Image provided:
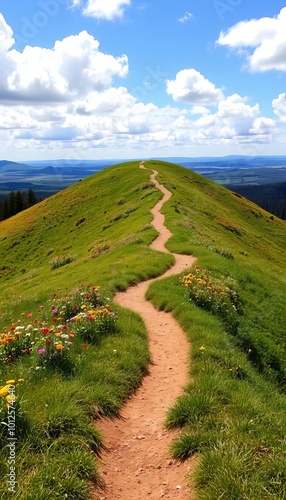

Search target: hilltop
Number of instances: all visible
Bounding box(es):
[1,160,285,293]
[1,156,286,200]
[0,160,286,499]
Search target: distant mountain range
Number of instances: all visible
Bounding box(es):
[1,156,286,198]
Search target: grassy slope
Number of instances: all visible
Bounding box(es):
[0,159,286,499]
[0,161,173,300]
[0,161,173,500]
[145,161,286,499]
[147,161,286,380]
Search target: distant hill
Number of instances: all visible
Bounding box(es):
[0,159,118,197]
[0,160,33,170]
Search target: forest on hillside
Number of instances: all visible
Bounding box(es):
[228,181,286,220]
[0,189,39,221]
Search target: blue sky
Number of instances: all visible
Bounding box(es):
[0,0,286,161]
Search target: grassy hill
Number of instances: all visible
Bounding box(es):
[0,160,286,499]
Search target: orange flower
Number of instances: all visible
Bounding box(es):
[55,344,63,350]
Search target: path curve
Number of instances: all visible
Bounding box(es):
[93,165,197,500]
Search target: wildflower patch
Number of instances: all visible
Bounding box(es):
[0,285,118,373]
[180,265,241,333]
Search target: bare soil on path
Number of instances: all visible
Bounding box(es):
[92,165,197,500]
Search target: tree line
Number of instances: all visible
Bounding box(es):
[0,189,39,221]
[229,182,286,220]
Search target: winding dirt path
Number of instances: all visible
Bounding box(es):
[93,165,197,500]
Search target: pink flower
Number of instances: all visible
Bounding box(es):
[38,348,46,355]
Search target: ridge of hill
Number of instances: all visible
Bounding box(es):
[1,160,285,284]
[0,160,286,499]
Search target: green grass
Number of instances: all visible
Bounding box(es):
[0,159,286,499]
[144,158,286,498]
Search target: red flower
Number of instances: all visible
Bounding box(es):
[22,348,29,354]
[82,344,89,349]
[42,328,49,335]
[10,326,16,331]
[52,293,57,297]
[46,339,51,346]
[6,357,12,363]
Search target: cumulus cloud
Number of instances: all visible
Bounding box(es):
[0,107,36,130]
[0,14,283,157]
[217,94,259,135]
[250,117,275,136]
[178,12,193,23]
[73,0,131,20]
[217,7,286,72]
[273,93,286,122]
[190,106,211,115]
[0,13,14,51]
[0,19,128,103]
[166,69,225,105]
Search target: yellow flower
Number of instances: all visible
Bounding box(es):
[6,394,17,404]
[0,385,9,397]
[199,345,206,351]
[73,315,82,321]
[18,379,25,382]
[6,380,15,385]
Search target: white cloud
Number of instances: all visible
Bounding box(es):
[273,93,286,123]
[190,106,210,116]
[0,13,14,51]
[0,15,285,158]
[75,0,131,20]
[0,20,128,103]
[178,12,193,23]
[217,94,259,135]
[217,7,286,72]
[166,69,225,105]
[0,107,36,130]
[250,117,275,135]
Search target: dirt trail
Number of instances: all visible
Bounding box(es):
[93,165,196,500]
